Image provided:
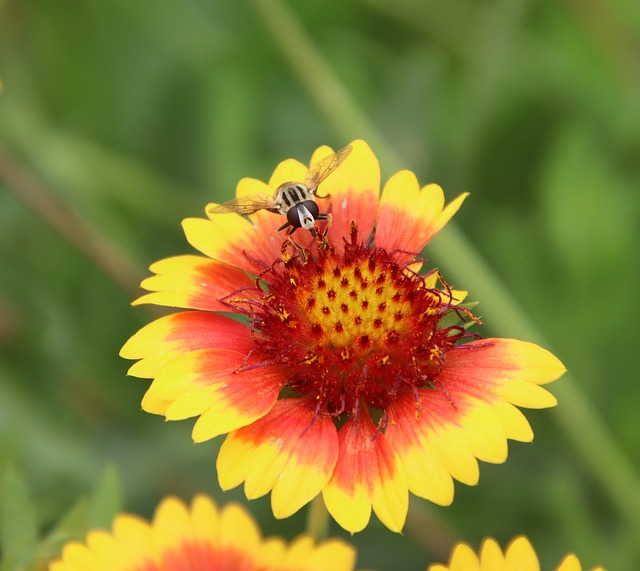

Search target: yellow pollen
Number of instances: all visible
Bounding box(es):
[340,348,352,361]
[276,305,290,321]
[296,262,413,350]
[304,352,319,365]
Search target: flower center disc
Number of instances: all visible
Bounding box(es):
[249,233,464,418]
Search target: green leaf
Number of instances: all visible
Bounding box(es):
[45,496,89,544]
[86,464,122,529]
[0,466,38,571]
[39,497,89,567]
[39,466,122,566]
[437,301,480,330]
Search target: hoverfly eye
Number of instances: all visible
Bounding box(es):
[287,206,302,228]
[303,200,319,219]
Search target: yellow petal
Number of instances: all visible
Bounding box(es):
[479,537,506,571]
[322,481,372,534]
[190,494,219,542]
[458,403,509,464]
[447,542,482,571]
[498,381,558,409]
[218,502,261,554]
[556,554,583,571]
[377,170,468,262]
[493,401,534,443]
[504,536,540,571]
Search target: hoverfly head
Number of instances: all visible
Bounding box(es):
[288,200,320,231]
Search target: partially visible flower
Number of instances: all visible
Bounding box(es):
[121,140,566,533]
[49,495,356,571]
[428,536,605,571]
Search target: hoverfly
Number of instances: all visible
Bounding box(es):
[207,145,352,242]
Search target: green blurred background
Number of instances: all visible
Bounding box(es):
[1,0,639,569]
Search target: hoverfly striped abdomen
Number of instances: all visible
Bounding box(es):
[276,183,314,214]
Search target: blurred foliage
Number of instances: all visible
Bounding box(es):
[1,0,640,570]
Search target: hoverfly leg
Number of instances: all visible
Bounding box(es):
[275,223,307,263]
[287,228,309,262]
[317,212,332,234]
[274,222,294,263]
[316,212,332,249]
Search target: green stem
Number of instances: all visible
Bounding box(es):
[0,147,144,298]
[251,0,640,533]
[306,495,330,542]
[250,0,394,160]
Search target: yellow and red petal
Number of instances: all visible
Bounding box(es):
[385,387,486,491]
[322,413,408,533]
[148,496,262,570]
[384,389,455,505]
[441,339,565,409]
[376,171,468,262]
[311,140,380,251]
[386,341,563,497]
[216,398,339,518]
[120,312,254,379]
[132,255,259,312]
[183,209,288,276]
[50,494,358,571]
[140,348,284,442]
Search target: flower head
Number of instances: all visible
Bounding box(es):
[49,495,356,571]
[428,536,605,571]
[121,140,566,533]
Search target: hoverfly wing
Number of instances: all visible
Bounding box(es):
[304,144,353,194]
[206,193,278,216]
